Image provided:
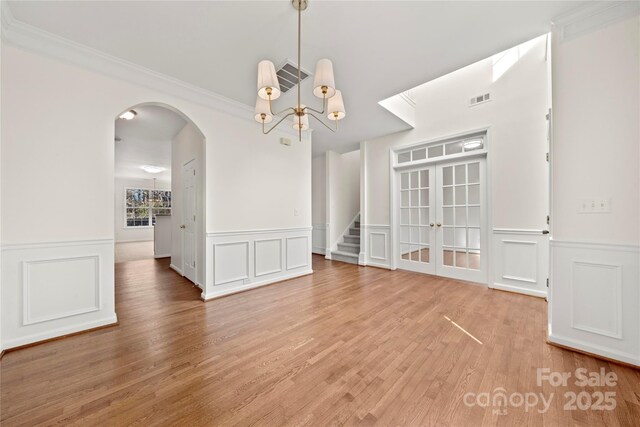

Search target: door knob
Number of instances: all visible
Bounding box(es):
[180,224,186,229]
[436,223,442,227]
[430,223,435,227]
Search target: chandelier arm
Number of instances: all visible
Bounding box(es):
[308,112,337,133]
[263,112,295,135]
[303,95,326,115]
[276,106,297,117]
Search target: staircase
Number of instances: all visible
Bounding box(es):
[330,216,360,265]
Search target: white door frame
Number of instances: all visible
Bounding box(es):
[389,127,494,285]
[182,158,197,284]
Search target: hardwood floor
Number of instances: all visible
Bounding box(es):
[1,255,639,426]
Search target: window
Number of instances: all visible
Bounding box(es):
[125,188,172,227]
[396,136,485,166]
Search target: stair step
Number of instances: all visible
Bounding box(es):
[344,235,360,244]
[349,227,360,236]
[331,250,359,265]
[337,242,360,254]
[354,221,360,228]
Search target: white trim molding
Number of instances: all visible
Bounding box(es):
[490,229,549,298]
[361,224,392,270]
[549,239,640,367]
[1,238,117,350]
[552,1,640,42]
[203,227,313,300]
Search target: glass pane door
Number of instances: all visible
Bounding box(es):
[397,166,435,275]
[436,159,487,283]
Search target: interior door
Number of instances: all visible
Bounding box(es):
[182,160,196,283]
[435,158,487,283]
[397,166,436,274]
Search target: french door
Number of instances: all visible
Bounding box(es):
[397,157,487,283]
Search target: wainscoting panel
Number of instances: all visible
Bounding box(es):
[204,227,313,300]
[312,223,327,255]
[23,255,100,325]
[491,229,548,298]
[362,225,391,269]
[213,241,249,285]
[549,240,639,366]
[254,239,282,277]
[1,239,117,350]
[286,236,309,270]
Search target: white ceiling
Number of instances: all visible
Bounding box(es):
[115,105,186,181]
[8,1,588,155]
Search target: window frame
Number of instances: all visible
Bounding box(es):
[124,187,172,229]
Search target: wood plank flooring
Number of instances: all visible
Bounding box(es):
[1,255,639,426]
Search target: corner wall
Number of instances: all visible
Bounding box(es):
[326,150,360,254]
[312,154,327,254]
[549,8,639,366]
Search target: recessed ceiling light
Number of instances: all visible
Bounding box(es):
[141,165,165,174]
[463,139,483,150]
[119,110,137,120]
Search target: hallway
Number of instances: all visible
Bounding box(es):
[1,257,638,425]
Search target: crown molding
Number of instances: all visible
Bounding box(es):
[552,1,640,42]
[0,1,309,139]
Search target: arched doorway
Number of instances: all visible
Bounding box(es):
[113,102,206,306]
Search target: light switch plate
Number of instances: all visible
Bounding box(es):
[578,198,610,213]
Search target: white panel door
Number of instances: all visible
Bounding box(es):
[397,167,436,274]
[183,160,196,283]
[435,158,488,283]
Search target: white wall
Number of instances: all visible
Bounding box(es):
[0,40,311,348]
[326,150,361,253]
[549,9,639,366]
[361,35,550,296]
[171,123,205,286]
[114,177,171,243]
[311,154,327,254]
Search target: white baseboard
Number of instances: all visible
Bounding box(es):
[3,314,118,350]
[548,333,639,367]
[362,261,392,270]
[154,253,171,259]
[170,263,183,275]
[115,239,153,243]
[312,247,326,255]
[202,269,313,301]
[491,282,547,298]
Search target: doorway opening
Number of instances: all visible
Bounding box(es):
[114,103,205,289]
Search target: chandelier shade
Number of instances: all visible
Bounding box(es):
[327,90,346,121]
[257,60,281,100]
[292,114,309,131]
[313,59,336,98]
[254,97,274,123]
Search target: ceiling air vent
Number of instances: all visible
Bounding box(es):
[469,92,491,107]
[276,61,311,94]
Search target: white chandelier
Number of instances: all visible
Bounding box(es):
[254,0,346,141]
